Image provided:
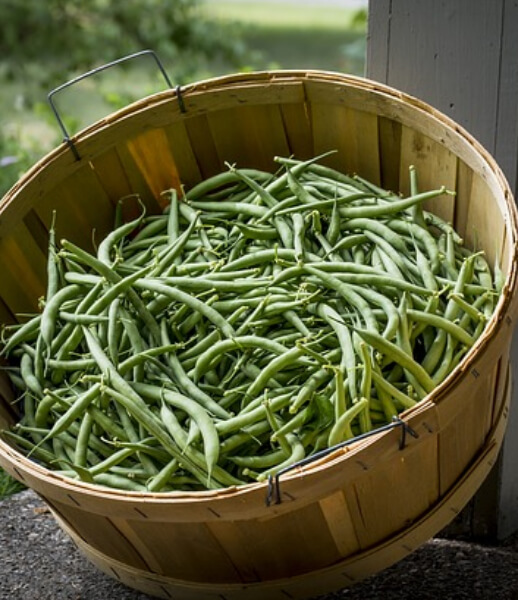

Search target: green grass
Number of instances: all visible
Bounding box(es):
[202,0,367,76]
[204,0,361,30]
[0,468,25,500]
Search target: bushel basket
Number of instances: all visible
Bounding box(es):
[0,69,517,600]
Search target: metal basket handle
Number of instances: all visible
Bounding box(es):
[47,49,177,161]
[265,416,419,506]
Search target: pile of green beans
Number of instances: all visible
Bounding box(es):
[0,153,500,492]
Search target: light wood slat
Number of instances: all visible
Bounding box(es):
[183,78,304,114]
[345,435,439,549]
[209,502,342,581]
[58,416,507,600]
[22,209,49,257]
[126,128,182,211]
[279,97,313,159]
[127,519,242,582]
[0,372,17,430]
[454,159,474,238]
[0,296,15,327]
[115,143,162,216]
[318,490,361,557]
[0,221,46,317]
[399,125,458,223]
[207,104,291,173]
[162,120,202,192]
[438,372,494,495]
[109,518,169,576]
[34,166,115,253]
[183,113,225,181]
[205,520,264,582]
[491,357,509,429]
[90,147,135,205]
[349,108,382,185]
[462,173,505,270]
[378,116,402,193]
[47,500,150,571]
[310,103,381,183]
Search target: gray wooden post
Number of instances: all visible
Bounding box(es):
[366,0,518,540]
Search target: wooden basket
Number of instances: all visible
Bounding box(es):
[1,70,517,600]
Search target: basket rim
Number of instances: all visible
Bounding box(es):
[0,397,438,508]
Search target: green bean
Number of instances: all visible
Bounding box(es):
[421,254,477,374]
[256,433,305,481]
[19,353,43,396]
[216,390,293,436]
[193,335,291,383]
[447,292,488,324]
[93,472,147,492]
[88,445,142,477]
[45,210,60,303]
[146,457,180,492]
[291,213,306,262]
[187,199,269,219]
[100,382,221,488]
[40,284,82,351]
[387,218,441,274]
[370,369,417,410]
[166,189,180,243]
[133,278,235,338]
[290,366,333,414]
[328,397,369,447]
[37,383,102,447]
[159,397,243,487]
[343,218,408,254]
[127,217,166,244]
[3,430,56,465]
[326,233,368,258]
[97,207,145,266]
[234,223,278,240]
[354,327,435,395]
[159,320,231,419]
[157,275,271,293]
[274,191,373,217]
[373,245,406,281]
[155,212,201,277]
[75,412,94,467]
[303,265,379,332]
[131,382,220,475]
[63,242,162,345]
[357,342,373,433]
[184,169,272,202]
[1,316,42,358]
[407,308,475,347]
[352,284,400,339]
[228,447,288,469]
[242,346,309,403]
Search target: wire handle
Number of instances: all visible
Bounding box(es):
[47,49,175,160]
[266,416,419,506]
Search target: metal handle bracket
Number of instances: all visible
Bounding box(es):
[47,49,175,161]
[266,416,419,506]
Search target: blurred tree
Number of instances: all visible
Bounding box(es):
[0,0,248,86]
